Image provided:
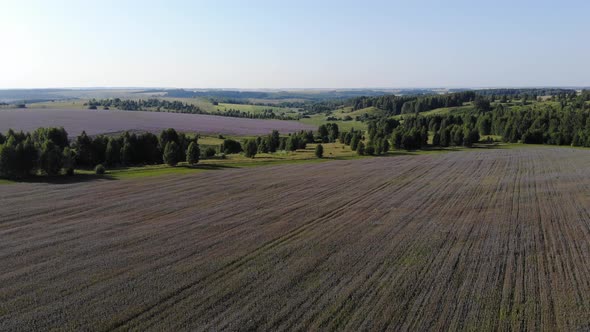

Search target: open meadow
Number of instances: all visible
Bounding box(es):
[2,146,590,330]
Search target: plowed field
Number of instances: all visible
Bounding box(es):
[2,146,590,331]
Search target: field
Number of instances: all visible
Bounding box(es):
[0,108,314,137]
[299,114,367,131]
[215,102,298,116]
[2,146,590,330]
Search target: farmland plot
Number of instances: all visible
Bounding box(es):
[0,108,314,136]
[1,147,590,330]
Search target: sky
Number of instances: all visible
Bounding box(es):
[0,0,589,89]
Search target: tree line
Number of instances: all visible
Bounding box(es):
[0,127,206,179]
[212,108,297,120]
[346,91,477,116]
[0,125,339,179]
[87,98,203,113]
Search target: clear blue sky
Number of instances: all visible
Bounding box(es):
[1,0,588,89]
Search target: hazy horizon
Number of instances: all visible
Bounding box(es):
[1,0,589,89]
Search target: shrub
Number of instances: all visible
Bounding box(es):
[95,164,105,175]
[223,139,242,154]
[205,147,216,158]
[315,144,324,158]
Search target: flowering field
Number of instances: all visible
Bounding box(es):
[0,108,314,136]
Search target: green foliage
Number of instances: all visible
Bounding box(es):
[463,128,480,147]
[39,141,63,175]
[0,144,18,178]
[318,124,329,142]
[88,98,202,114]
[159,128,179,150]
[244,140,258,158]
[348,91,476,116]
[73,131,94,167]
[315,144,324,158]
[432,131,441,146]
[223,139,242,154]
[105,138,121,166]
[258,138,270,153]
[186,142,200,165]
[95,164,105,175]
[205,147,216,158]
[120,141,133,165]
[356,141,365,156]
[473,96,491,113]
[62,147,76,175]
[163,141,181,166]
[318,123,341,143]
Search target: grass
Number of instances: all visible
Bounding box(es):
[331,106,381,119]
[198,135,225,146]
[26,99,87,109]
[299,114,367,131]
[215,103,298,116]
[25,97,304,119]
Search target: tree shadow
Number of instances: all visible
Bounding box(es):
[178,163,238,170]
[8,173,116,185]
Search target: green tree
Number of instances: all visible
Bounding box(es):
[159,128,179,150]
[15,138,38,177]
[356,141,365,155]
[269,130,280,152]
[244,139,258,158]
[39,141,63,176]
[0,144,17,178]
[73,131,94,167]
[473,96,491,113]
[315,144,324,158]
[350,133,361,151]
[105,138,121,166]
[318,124,329,142]
[440,127,451,147]
[382,138,390,153]
[452,126,464,146]
[62,147,76,175]
[258,137,270,153]
[163,141,180,166]
[120,141,133,165]
[186,141,200,165]
[432,131,441,146]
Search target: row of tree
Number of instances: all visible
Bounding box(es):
[213,108,296,120]
[86,98,203,114]
[0,127,206,179]
[346,91,477,115]
[0,128,74,178]
[421,102,590,147]
[242,130,314,158]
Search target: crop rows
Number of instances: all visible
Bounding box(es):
[1,146,590,330]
